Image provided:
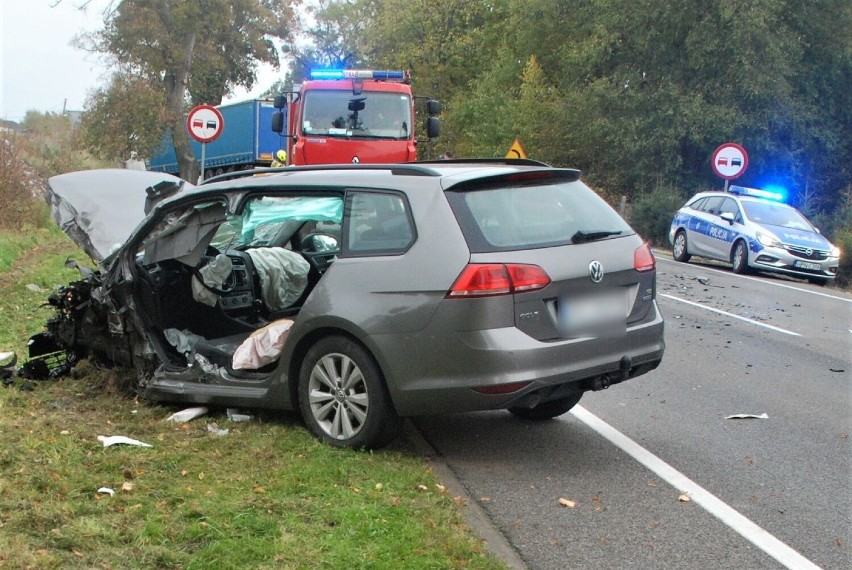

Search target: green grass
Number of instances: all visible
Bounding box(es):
[0,230,506,569]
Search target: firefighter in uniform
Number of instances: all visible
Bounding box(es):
[271,149,287,167]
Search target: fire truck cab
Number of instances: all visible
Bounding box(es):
[271,69,441,165]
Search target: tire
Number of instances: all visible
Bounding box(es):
[672,230,691,262]
[298,336,402,449]
[508,392,583,421]
[731,240,751,274]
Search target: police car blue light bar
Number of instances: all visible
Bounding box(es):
[309,69,408,81]
[729,185,786,202]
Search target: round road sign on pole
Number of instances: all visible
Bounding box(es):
[186,105,224,143]
[711,143,748,180]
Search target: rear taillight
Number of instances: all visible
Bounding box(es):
[634,242,655,272]
[447,264,551,298]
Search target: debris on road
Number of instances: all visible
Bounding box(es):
[226,408,253,423]
[558,498,576,508]
[678,493,691,503]
[725,413,769,419]
[97,435,153,448]
[96,487,115,497]
[166,406,208,423]
[206,423,229,436]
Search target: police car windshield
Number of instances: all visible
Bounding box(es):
[742,201,812,231]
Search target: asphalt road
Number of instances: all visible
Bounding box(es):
[414,254,851,570]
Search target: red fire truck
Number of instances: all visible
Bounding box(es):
[271,69,441,165]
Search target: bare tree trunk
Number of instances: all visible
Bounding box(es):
[164,30,198,182]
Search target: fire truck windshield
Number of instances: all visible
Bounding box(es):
[301,91,411,139]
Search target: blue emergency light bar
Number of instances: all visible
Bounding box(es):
[729,185,786,202]
[309,69,408,81]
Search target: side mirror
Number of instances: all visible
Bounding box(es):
[720,212,735,225]
[427,99,442,116]
[273,95,287,109]
[271,111,285,134]
[426,116,441,139]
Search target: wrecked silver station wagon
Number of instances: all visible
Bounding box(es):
[33,161,665,449]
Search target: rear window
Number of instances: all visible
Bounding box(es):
[447,180,633,253]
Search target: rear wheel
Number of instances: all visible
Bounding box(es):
[298,336,402,449]
[731,240,751,274]
[508,392,583,421]
[672,231,691,262]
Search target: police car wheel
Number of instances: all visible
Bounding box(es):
[672,231,691,262]
[731,240,750,274]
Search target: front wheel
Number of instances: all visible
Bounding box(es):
[672,230,691,262]
[508,392,583,421]
[731,240,751,274]
[298,336,402,449]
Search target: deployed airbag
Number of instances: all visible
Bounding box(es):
[246,248,310,311]
[232,319,294,370]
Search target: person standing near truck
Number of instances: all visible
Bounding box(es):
[271,149,287,167]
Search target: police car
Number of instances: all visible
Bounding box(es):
[669,186,840,285]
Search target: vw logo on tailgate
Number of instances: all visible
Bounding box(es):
[588,260,604,283]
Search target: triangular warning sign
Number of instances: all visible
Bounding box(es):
[505,139,527,159]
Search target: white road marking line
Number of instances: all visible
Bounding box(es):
[571,405,823,570]
[660,293,801,336]
[655,256,851,303]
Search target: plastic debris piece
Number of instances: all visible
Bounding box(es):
[206,423,229,436]
[558,498,576,508]
[226,408,253,423]
[725,413,769,420]
[97,435,153,448]
[678,493,690,502]
[166,406,209,423]
[97,487,115,496]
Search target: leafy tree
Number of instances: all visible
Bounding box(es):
[81,71,166,161]
[83,0,297,181]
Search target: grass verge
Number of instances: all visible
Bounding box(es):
[0,230,506,569]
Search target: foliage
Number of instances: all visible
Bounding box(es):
[628,185,690,246]
[81,0,298,180]
[81,71,166,161]
[0,114,112,231]
[293,0,850,219]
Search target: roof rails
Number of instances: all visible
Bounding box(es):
[200,163,443,185]
[418,157,552,167]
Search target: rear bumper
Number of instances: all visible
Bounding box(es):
[375,301,665,416]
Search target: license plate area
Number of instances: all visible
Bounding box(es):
[558,289,628,337]
[793,260,822,271]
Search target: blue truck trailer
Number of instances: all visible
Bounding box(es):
[148,99,285,176]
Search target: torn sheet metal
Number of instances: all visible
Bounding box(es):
[46,169,193,263]
[97,435,153,448]
[166,406,209,423]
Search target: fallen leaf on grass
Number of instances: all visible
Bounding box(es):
[417,484,428,491]
[558,498,576,508]
[252,486,266,494]
[121,482,134,492]
[375,483,384,491]
[435,484,446,493]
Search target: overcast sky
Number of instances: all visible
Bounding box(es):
[0,0,280,122]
